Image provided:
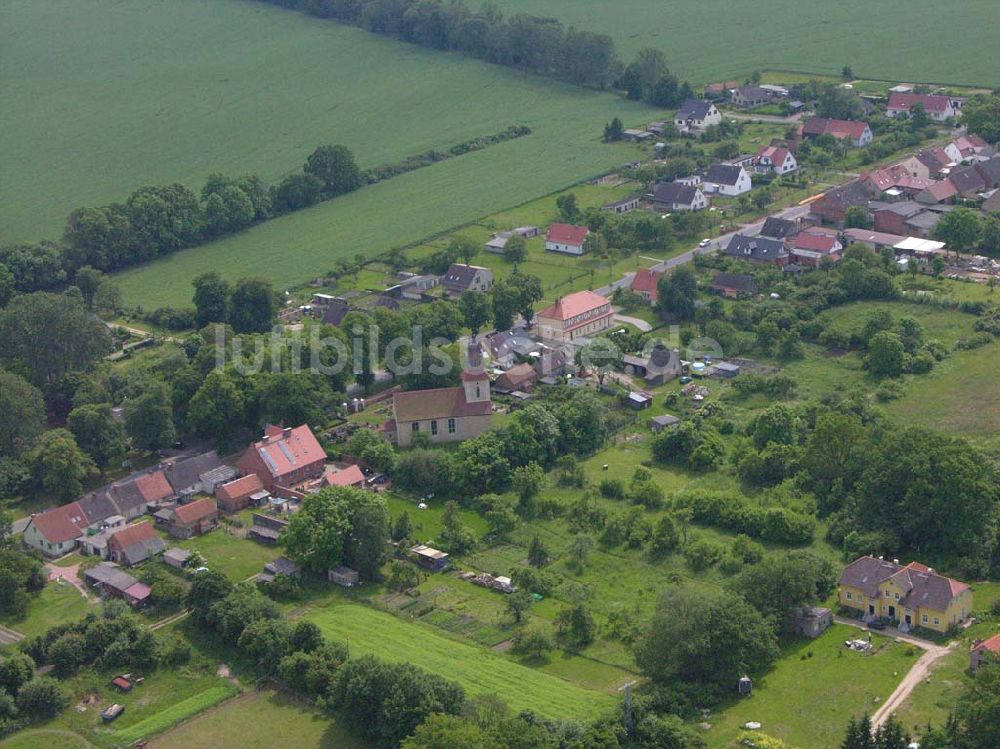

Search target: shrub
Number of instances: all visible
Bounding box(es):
[599,478,625,499]
[15,677,68,719]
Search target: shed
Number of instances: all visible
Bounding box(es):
[711,361,741,379]
[627,392,653,410]
[111,676,133,692]
[793,607,833,638]
[649,414,680,433]
[411,544,449,571]
[328,566,361,588]
[738,675,753,696]
[163,547,191,569]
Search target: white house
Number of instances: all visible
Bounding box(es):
[536,291,614,344]
[755,146,797,175]
[545,223,590,255]
[23,502,89,557]
[702,164,752,196]
[886,93,959,122]
[674,99,722,134]
[651,182,708,212]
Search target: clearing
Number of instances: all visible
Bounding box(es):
[494,0,1000,87]
[302,602,617,720]
[147,690,368,749]
[703,625,916,749]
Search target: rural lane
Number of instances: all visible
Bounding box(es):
[834,616,956,729]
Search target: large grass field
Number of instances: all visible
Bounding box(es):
[704,625,915,749]
[494,0,1000,87]
[303,602,617,720]
[148,690,369,749]
[0,581,93,643]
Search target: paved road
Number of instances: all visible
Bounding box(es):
[834,615,956,729]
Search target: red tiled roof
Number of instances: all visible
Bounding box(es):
[134,471,174,503]
[108,521,157,550]
[920,181,957,202]
[630,268,662,299]
[803,117,869,140]
[546,223,589,247]
[757,145,790,165]
[217,474,264,503]
[790,233,838,252]
[251,424,325,479]
[537,290,610,322]
[172,497,217,525]
[976,633,1000,655]
[324,464,365,487]
[123,581,152,602]
[888,92,951,114]
[31,502,88,543]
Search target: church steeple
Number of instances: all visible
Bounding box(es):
[461,341,490,403]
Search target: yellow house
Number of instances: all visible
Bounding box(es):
[839,556,972,634]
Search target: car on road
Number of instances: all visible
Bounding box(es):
[698,238,711,248]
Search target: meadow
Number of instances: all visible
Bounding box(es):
[494,0,1000,87]
[148,690,369,749]
[302,602,617,720]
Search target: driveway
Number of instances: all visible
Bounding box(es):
[613,313,652,332]
[834,615,955,729]
[45,561,94,602]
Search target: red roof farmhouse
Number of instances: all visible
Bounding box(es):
[536,290,613,344]
[238,424,326,492]
[545,223,590,255]
[886,92,959,122]
[630,268,662,304]
[801,117,873,147]
[23,502,89,557]
[216,473,266,513]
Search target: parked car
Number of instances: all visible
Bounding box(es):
[699,238,711,247]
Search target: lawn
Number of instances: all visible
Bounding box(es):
[173,528,282,582]
[303,602,617,720]
[703,625,916,749]
[0,732,91,749]
[493,0,1000,87]
[148,690,369,749]
[0,581,93,642]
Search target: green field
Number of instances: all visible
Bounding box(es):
[148,690,369,749]
[495,0,1000,86]
[0,581,92,643]
[704,626,914,749]
[303,602,616,720]
[174,528,283,582]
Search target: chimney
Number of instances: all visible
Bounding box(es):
[893,558,899,565]
[261,435,270,444]
[283,427,292,439]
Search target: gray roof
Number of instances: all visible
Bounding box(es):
[871,200,926,218]
[838,556,900,598]
[975,156,1000,186]
[201,465,238,486]
[905,211,944,231]
[110,481,148,515]
[650,414,680,426]
[724,234,787,262]
[711,272,758,294]
[84,562,138,593]
[163,547,191,564]
[652,181,699,206]
[705,163,744,186]
[264,556,300,576]
[760,217,798,239]
[163,452,223,494]
[442,264,487,294]
[892,567,967,613]
[121,536,166,566]
[78,489,120,526]
[713,361,741,372]
[815,181,871,211]
[678,99,713,120]
[321,298,350,326]
[948,164,987,193]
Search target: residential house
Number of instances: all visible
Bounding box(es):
[493,363,537,394]
[886,92,959,122]
[322,464,365,489]
[651,182,708,212]
[864,165,938,199]
[622,346,680,386]
[982,190,1000,214]
[786,231,843,266]
[674,99,722,133]
[723,234,788,265]
[22,502,89,557]
[535,290,614,344]
[387,358,492,448]
[731,85,773,107]
[481,330,519,369]
[629,268,662,304]
[914,148,955,179]
[162,452,226,498]
[949,157,1000,196]
[238,424,327,492]
[970,634,1000,673]
[915,180,959,205]
[703,164,752,196]
[759,216,799,239]
[710,272,758,298]
[442,264,493,298]
[216,474,265,513]
[167,498,219,539]
[106,522,165,567]
[755,146,797,175]
[838,556,972,634]
[602,196,640,214]
[842,229,908,252]
[545,223,590,255]
[801,117,873,147]
[535,347,571,378]
[945,135,991,163]
[809,181,873,226]
[871,201,951,237]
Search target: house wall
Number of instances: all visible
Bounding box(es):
[537,312,613,343]
[396,413,492,448]
[839,584,873,615]
[23,523,78,558]
[545,241,584,255]
[873,210,908,235]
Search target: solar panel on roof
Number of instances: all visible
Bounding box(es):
[259,447,279,474]
[277,441,296,465]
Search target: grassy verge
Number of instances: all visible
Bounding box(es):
[110,684,241,746]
